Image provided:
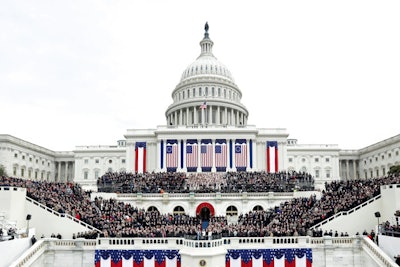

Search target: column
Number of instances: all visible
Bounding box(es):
[236,111,239,126]
[353,160,357,180]
[346,160,349,180]
[179,109,183,125]
[194,107,198,125]
[209,105,213,125]
[186,107,189,125]
[64,162,68,182]
[217,106,220,125]
[224,107,228,125]
[57,162,61,182]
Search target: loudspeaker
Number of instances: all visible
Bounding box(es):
[26,214,32,220]
[374,212,381,218]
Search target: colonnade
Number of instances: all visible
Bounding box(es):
[157,139,254,172]
[168,104,247,127]
[55,161,75,182]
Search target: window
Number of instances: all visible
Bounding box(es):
[22,155,25,160]
[326,158,330,162]
[226,205,238,216]
[42,160,44,165]
[109,159,112,164]
[302,158,306,163]
[28,170,31,178]
[315,158,319,163]
[173,206,185,215]
[36,159,38,164]
[253,205,264,211]
[48,162,50,167]
[95,159,99,164]
[21,169,25,177]
[375,157,378,162]
[29,158,32,162]
[382,155,384,160]
[35,171,38,179]
[84,159,89,164]
[370,159,372,163]
[315,170,320,178]
[388,153,392,158]
[95,170,99,180]
[121,159,126,164]
[84,171,88,180]
[288,158,293,163]
[396,151,399,156]
[326,170,331,178]
[147,206,158,212]
[13,167,16,176]
[14,153,18,158]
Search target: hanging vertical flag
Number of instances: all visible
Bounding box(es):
[135,142,147,173]
[95,250,181,267]
[267,141,279,173]
[215,139,227,172]
[186,140,198,172]
[226,249,312,267]
[166,140,178,172]
[201,139,212,172]
[234,139,247,171]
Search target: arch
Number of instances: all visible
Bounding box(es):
[196,202,215,216]
[147,206,159,213]
[226,205,238,216]
[253,205,264,211]
[173,206,185,215]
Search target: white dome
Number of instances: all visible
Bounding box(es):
[180,55,235,83]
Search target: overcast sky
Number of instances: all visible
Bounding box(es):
[1,0,399,151]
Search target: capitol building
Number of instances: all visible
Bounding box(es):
[1,23,399,188]
[0,23,400,267]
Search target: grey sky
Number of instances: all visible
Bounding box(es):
[1,0,399,151]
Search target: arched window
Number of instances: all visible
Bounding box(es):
[253,205,264,211]
[173,206,185,215]
[226,205,238,216]
[147,206,159,213]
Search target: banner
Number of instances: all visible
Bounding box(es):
[226,249,312,267]
[95,250,181,267]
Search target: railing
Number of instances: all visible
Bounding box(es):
[116,191,303,199]
[25,196,102,233]
[310,194,382,230]
[8,239,47,267]
[361,236,398,267]
[8,236,398,267]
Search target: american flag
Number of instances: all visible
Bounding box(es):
[199,101,207,109]
[234,143,247,168]
[201,143,213,167]
[226,249,312,267]
[267,141,278,173]
[215,143,227,168]
[166,143,178,168]
[95,249,181,267]
[186,143,198,168]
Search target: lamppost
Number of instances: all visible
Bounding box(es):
[26,214,32,235]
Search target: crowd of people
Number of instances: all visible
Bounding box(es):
[1,173,400,240]
[97,171,314,193]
